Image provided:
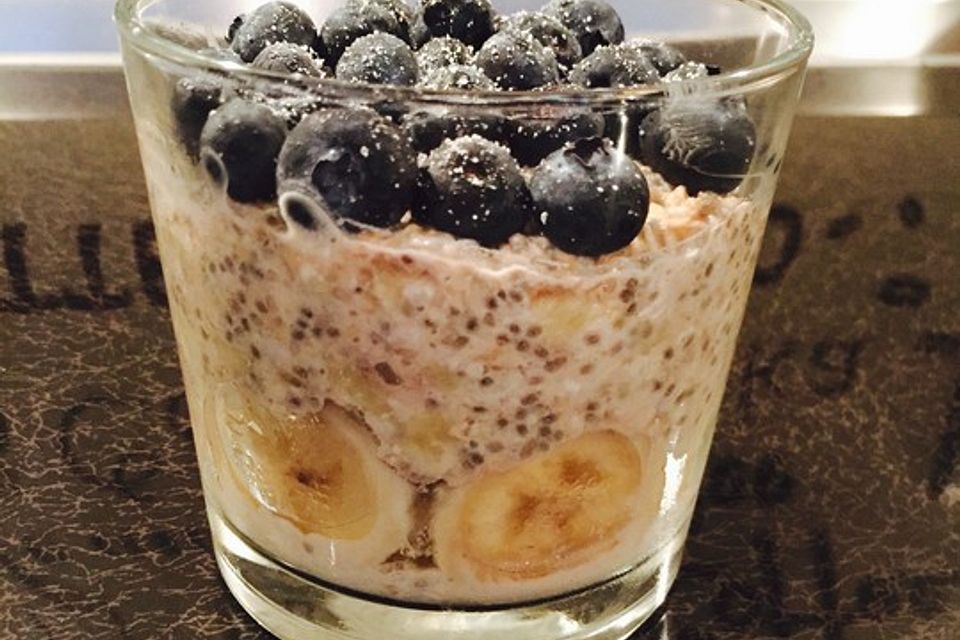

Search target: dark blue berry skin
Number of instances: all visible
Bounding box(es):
[320,0,410,65]
[373,0,416,34]
[569,44,658,88]
[414,136,532,247]
[199,99,288,203]
[543,0,624,57]
[252,42,326,76]
[529,137,649,256]
[404,111,460,153]
[230,1,317,62]
[270,95,330,128]
[476,30,559,91]
[172,76,224,160]
[420,64,494,90]
[502,12,582,72]
[627,40,686,76]
[372,100,410,124]
[506,111,604,167]
[311,31,329,62]
[277,109,417,228]
[403,110,504,153]
[639,101,756,195]
[336,32,419,86]
[420,0,497,49]
[416,36,474,76]
[366,0,417,34]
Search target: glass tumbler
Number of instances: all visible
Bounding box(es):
[116,0,812,637]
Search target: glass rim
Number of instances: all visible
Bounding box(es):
[115,0,814,106]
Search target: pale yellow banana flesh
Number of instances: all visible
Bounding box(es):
[449,429,651,581]
[215,394,378,540]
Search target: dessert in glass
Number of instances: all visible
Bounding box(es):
[115,0,812,637]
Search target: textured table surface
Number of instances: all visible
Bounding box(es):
[1,67,958,639]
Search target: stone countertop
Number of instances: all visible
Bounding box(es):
[0,67,958,639]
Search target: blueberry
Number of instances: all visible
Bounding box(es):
[421,64,494,90]
[269,95,331,128]
[336,32,419,86]
[502,12,582,72]
[638,101,756,195]
[371,0,416,35]
[320,0,409,65]
[569,44,658,88]
[404,110,462,152]
[476,30,559,91]
[414,136,531,246]
[230,1,317,62]
[372,100,410,124]
[529,137,649,256]
[416,36,474,75]
[199,99,287,203]
[277,109,417,228]
[172,76,225,160]
[543,0,623,57]
[252,42,326,76]
[625,40,686,76]
[311,31,330,62]
[402,110,503,153]
[420,0,497,49]
[506,111,604,166]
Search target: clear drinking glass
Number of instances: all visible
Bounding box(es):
[115,0,812,638]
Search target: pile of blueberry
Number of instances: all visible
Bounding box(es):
[171,0,756,257]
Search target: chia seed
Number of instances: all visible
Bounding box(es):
[545,357,567,372]
[375,362,403,385]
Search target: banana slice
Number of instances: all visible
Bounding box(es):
[256,407,378,539]
[214,391,382,540]
[436,430,660,581]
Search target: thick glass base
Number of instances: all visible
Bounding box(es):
[210,510,685,640]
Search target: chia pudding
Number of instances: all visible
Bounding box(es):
[126,0,777,607]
